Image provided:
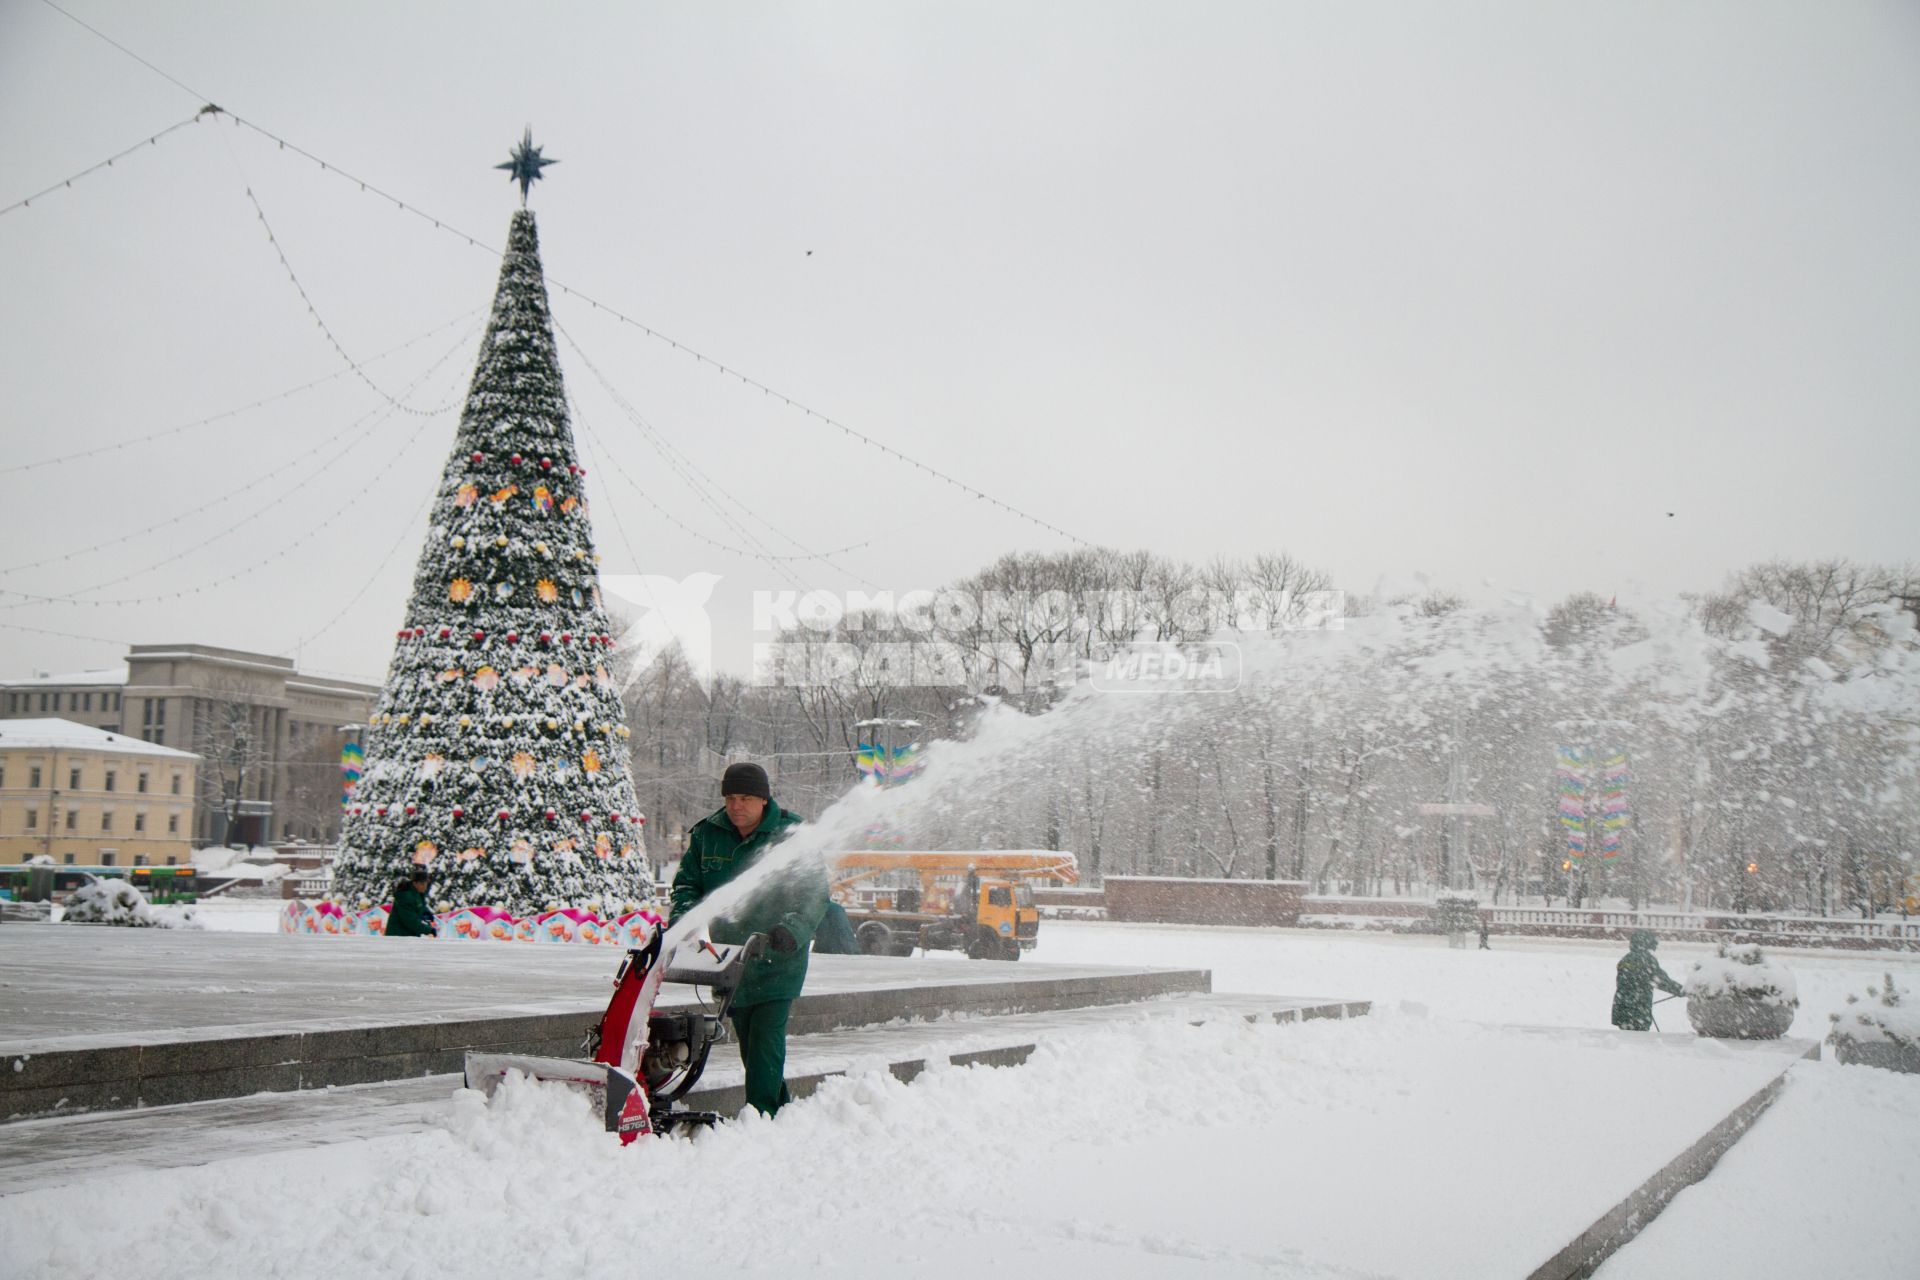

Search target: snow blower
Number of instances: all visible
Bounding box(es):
[464,925,767,1141]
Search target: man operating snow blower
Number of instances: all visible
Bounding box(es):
[670,762,828,1117]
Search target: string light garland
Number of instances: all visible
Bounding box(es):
[559,322,877,584]
[562,335,795,580]
[241,185,458,418]
[570,406,867,569]
[33,0,1088,547]
[0,308,478,479]
[0,107,213,218]
[0,404,446,607]
[286,488,436,658]
[0,620,130,646]
[0,318,475,582]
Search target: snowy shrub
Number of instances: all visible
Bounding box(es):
[1827,974,1920,1074]
[62,878,201,929]
[1684,941,1796,1039]
[1433,896,1480,934]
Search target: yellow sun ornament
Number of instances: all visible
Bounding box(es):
[582,748,602,774]
[510,751,537,780]
[536,578,559,603]
[455,483,478,508]
[449,578,473,603]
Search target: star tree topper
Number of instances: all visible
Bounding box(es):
[497,127,558,204]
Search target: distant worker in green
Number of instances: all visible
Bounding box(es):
[386,867,435,938]
[1611,929,1683,1030]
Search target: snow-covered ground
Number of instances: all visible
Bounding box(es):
[3,919,1917,1278]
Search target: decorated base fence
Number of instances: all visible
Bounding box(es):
[280,899,663,946]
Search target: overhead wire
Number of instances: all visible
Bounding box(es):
[0,358,458,607]
[56,325,472,599]
[31,0,1088,548]
[0,106,214,218]
[0,308,477,478]
[238,182,458,418]
[286,486,436,660]
[558,326,874,575]
[0,316,478,580]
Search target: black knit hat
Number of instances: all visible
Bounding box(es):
[720,762,772,801]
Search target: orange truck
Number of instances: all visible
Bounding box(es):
[828,850,1079,960]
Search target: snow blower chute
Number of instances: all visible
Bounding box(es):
[464,924,767,1140]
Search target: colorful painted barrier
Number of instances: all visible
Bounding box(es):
[280,899,664,946]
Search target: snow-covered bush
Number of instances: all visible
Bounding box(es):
[61,878,201,929]
[1685,941,1796,1039]
[1828,974,1920,1074]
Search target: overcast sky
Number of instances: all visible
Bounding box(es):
[1,0,1916,685]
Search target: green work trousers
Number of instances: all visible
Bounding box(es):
[729,999,793,1117]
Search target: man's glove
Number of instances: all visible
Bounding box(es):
[767,924,798,954]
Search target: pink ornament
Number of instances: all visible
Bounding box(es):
[405,805,416,816]
[470,451,484,464]
[473,629,486,642]
[540,457,553,470]
[376,807,388,817]
[496,809,511,822]
[506,631,520,644]
[580,811,592,823]
[451,806,465,819]
[438,627,451,639]
[539,631,553,645]
[510,453,523,466]
[544,809,557,822]
[560,632,572,645]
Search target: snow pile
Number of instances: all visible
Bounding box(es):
[60,878,200,929]
[0,1012,1814,1280]
[1827,973,1920,1073]
[1685,942,1797,1005]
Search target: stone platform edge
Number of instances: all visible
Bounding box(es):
[1526,1037,1821,1280]
[1,966,1211,1121]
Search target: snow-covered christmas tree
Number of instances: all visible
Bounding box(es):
[333,167,646,917]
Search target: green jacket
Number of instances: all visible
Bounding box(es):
[1612,942,1683,1030]
[669,803,827,1007]
[387,881,434,938]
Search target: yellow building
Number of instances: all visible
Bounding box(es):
[0,719,199,868]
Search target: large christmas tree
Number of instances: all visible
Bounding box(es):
[332,201,646,916]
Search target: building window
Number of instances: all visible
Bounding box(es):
[83,692,92,712]
[25,809,37,830]
[104,770,116,793]
[102,811,113,832]
[39,692,49,712]
[168,814,179,834]
[134,812,146,832]
[165,855,177,866]
[69,767,81,790]
[138,772,149,794]
[142,699,168,745]
[100,852,115,867]
[63,853,74,865]
[65,810,76,830]
[171,774,182,795]
[30,765,42,788]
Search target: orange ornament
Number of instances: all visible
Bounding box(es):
[449,578,473,603]
[536,578,560,603]
[582,748,602,774]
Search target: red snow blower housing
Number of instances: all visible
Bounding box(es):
[464,929,767,1139]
